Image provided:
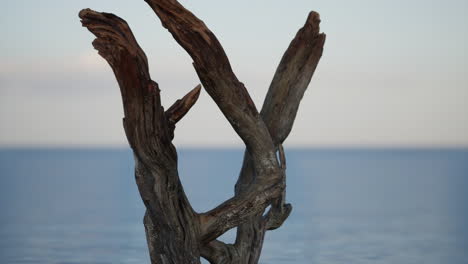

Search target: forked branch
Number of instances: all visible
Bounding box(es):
[79,2,325,263]
[233,11,326,263]
[143,0,286,242]
[80,9,202,263]
[143,0,280,165]
[79,8,171,163]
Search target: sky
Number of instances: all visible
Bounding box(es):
[1,0,467,148]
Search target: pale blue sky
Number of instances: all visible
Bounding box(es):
[1,0,467,147]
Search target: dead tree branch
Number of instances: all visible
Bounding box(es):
[143,0,286,242]
[79,9,201,263]
[79,2,324,263]
[234,11,326,263]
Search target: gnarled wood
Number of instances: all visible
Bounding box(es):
[79,9,201,264]
[201,240,240,264]
[166,84,201,139]
[142,0,286,243]
[234,11,326,264]
[79,2,324,264]
[166,85,201,125]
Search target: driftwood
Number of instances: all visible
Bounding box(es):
[79,1,325,263]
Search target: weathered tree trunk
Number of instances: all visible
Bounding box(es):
[79,1,325,263]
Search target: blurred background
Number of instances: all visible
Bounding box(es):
[1,0,467,263]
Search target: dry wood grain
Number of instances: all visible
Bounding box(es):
[79,2,325,263]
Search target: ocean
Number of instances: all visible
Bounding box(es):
[0,148,467,263]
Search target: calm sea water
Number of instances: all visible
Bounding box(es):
[0,148,467,264]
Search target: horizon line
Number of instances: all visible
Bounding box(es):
[1,143,468,151]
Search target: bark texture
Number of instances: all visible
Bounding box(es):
[79,1,325,263]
